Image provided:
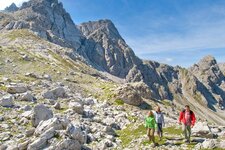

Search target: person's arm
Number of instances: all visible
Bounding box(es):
[178,111,183,124]
[162,113,165,126]
[153,118,157,129]
[144,117,147,128]
[191,112,196,127]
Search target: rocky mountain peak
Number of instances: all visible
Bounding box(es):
[189,55,224,84]
[20,0,60,10]
[4,3,19,12]
[78,19,141,78]
[189,55,225,105]
[79,19,122,40]
[198,55,217,68]
[1,0,82,49]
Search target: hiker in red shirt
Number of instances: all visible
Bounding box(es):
[178,105,196,143]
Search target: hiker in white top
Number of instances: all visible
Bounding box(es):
[154,106,165,141]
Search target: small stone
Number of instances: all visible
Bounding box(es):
[2,77,11,82]
[202,139,217,149]
[26,128,35,137]
[31,104,53,127]
[19,92,35,101]
[7,85,27,94]
[42,87,67,100]
[0,95,14,107]
[43,74,52,81]
[69,101,84,114]
[22,54,31,61]
[66,124,86,144]
[25,72,38,78]
[0,116,4,121]
[23,105,32,111]
[0,132,12,141]
[54,139,81,150]
[54,102,61,110]
[18,140,30,150]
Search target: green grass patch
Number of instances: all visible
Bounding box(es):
[127,116,138,122]
[48,50,75,70]
[6,29,41,41]
[93,82,117,101]
[161,99,172,106]
[164,126,182,135]
[114,99,124,105]
[116,124,146,148]
[187,142,198,149]
[142,136,167,146]
[0,85,7,91]
[201,148,225,150]
[117,124,183,148]
[193,92,202,102]
[54,132,63,140]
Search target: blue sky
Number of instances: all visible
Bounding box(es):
[2,0,225,67]
[59,0,225,67]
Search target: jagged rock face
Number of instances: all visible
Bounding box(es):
[78,20,180,101]
[137,61,179,100]
[219,63,225,75]
[179,68,216,107]
[189,55,225,102]
[78,20,142,78]
[0,0,82,49]
[189,56,224,86]
[4,3,19,12]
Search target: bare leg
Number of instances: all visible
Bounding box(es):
[158,131,161,140]
[147,128,151,141]
[150,128,155,144]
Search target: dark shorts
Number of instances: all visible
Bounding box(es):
[157,123,163,133]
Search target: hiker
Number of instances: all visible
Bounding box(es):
[145,111,158,147]
[154,106,165,141]
[178,105,196,143]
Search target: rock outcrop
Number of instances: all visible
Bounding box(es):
[42,87,67,100]
[78,19,142,78]
[219,63,225,75]
[31,104,53,127]
[0,95,14,107]
[189,56,225,109]
[7,85,27,94]
[115,82,152,106]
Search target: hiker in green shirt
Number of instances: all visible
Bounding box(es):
[145,111,158,147]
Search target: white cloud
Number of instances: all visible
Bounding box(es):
[125,20,225,55]
[165,58,173,62]
[0,0,29,10]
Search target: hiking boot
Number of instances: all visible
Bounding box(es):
[184,140,190,143]
[152,143,159,148]
[184,140,189,143]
